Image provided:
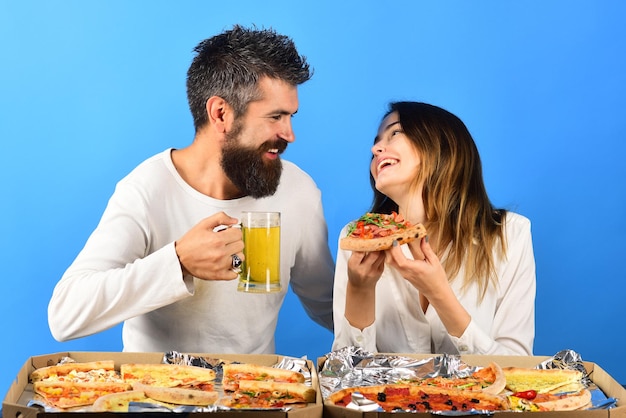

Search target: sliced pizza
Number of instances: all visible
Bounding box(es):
[33,380,132,409]
[401,362,506,395]
[327,384,510,413]
[30,360,123,384]
[221,363,305,391]
[502,367,584,394]
[120,363,216,391]
[220,380,316,409]
[91,390,152,412]
[340,212,426,252]
[508,388,592,411]
[533,388,592,411]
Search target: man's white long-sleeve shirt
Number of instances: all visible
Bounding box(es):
[333,212,535,355]
[49,149,334,354]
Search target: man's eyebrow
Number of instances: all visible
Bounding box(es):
[374,120,401,142]
[270,109,298,116]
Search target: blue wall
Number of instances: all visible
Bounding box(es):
[1,0,625,398]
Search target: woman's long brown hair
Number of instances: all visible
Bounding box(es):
[371,102,506,300]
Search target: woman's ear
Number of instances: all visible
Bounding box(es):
[205,96,231,133]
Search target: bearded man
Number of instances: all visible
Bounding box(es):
[48,25,334,355]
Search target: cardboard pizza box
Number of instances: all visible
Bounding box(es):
[319,353,626,418]
[2,351,323,418]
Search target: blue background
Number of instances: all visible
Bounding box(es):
[1,0,625,398]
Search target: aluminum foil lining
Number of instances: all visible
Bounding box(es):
[319,346,483,399]
[318,346,616,412]
[536,348,593,386]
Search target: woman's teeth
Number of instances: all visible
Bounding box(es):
[378,158,398,171]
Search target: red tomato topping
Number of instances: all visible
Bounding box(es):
[513,390,537,400]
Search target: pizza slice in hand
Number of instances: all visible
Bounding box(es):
[340,212,427,252]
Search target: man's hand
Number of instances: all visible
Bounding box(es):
[174,212,244,281]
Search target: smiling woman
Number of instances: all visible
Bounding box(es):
[332,101,537,356]
[370,118,423,194]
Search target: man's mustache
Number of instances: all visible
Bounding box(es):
[260,139,288,154]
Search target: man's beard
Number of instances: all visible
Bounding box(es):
[221,125,287,198]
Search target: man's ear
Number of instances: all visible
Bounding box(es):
[205,96,232,133]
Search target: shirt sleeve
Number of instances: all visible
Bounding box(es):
[48,179,193,342]
[288,188,335,331]
[449,215,536,355]
[332,225,379,351]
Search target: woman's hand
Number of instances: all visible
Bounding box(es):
[385,237,471,337]
[385,237,448,299]
[347,251,386,289]
[344,251,385,330]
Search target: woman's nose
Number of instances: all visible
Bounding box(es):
[371,142,384,154]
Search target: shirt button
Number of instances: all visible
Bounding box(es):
[356,336,363,342]
[459,344,469,352]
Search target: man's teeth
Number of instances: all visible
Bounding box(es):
[268,148,279,154]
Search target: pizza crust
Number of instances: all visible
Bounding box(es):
[481,362,507,395]
[131,382,219,406]
[340,223,427,252]
[534,389,592,411]
[91,390,150,412]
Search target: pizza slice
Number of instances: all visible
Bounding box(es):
[33,380,132,409]
[221,363,305,391]
[327,384,509,413]
[120,363,216,391]
[91,390,152,412]
[508,388,592,411]
[501,367,590,411]
[502,367,584,394]
[340,212,427,252]
[220,380,316,409]
[401,362,506,395]
[30,360,123,384]
[131,382,219,406]
[533,389,592,411]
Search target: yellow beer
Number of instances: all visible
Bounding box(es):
[238,212,281,293]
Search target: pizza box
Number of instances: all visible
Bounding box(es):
[2,351,323,418]
[318,353,626,417]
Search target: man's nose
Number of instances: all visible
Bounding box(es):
[279,119,295,143]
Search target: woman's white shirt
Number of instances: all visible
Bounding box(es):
[332,212,536,355]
